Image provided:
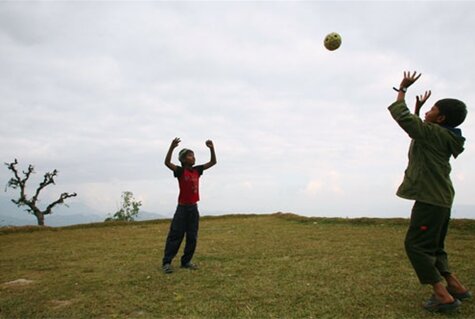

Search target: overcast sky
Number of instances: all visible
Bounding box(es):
[1,1,474,219]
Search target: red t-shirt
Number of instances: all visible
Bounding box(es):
[174,166,204,205]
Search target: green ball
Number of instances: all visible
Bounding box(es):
[324,32,342,51]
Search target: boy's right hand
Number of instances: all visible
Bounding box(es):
[399,71,421,90]
[170,137,181,149]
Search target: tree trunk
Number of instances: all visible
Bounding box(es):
[35,212,45,226]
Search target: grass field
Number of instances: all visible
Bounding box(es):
[1,213,474,318]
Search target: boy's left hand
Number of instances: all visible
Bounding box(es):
[205,140,214,149]
[415,90,431,116]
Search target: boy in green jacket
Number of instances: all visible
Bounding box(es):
[388,71,471,312]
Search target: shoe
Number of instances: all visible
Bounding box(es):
[423,295,461,313]
[181,262,198,270]
[447,288,473,301]
[162,263,173,274]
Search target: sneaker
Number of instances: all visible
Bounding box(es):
[447,287,473,301]
[162,263,173,274]
[181,262,198,270]
[423,295,461,313]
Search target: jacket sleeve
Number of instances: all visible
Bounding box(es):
[388,100,429,140]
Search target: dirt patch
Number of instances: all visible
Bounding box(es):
[49,299,74,309]
[2,279,35,287]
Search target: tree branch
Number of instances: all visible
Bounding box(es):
[44,192,77,215]
[32,169,58,204]
[5,159,32,205]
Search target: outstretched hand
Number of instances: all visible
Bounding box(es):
[170,137,181,149]
[415,90,432,117]
[399,71,421,90]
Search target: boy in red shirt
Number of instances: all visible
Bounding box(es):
[162,137,217,274]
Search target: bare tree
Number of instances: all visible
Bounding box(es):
[5,159,77,226]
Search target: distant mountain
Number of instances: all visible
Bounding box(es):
[452,204,475,219]
[0,212,36,226]
[103,210,168,222]
[0,195,106,227]
[135,211,168,221]
[0,195,169,226]
[0,211,105,227]
[41,213,105,227]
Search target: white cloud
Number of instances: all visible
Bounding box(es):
[1,1,474,220]
[304,180,322,196]
[304,170,342,197]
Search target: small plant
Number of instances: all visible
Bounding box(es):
[105,191,142,222]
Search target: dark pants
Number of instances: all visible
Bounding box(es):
[162,204,200,266]
[404,201,451,284]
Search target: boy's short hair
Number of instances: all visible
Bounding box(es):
[435,98,467,128]
[178,148,193,163]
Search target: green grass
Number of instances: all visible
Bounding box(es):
[1,213,474,318]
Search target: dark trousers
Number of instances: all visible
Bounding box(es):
[404,201,451,284]
[162,204,200,266]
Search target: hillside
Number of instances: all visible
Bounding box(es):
[1,214,474,318]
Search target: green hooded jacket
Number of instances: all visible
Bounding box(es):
[388,100,466,208]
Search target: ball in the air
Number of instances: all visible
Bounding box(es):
[324,32,342,51]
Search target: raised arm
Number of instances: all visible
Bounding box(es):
[203,140,217,170]
[389,72,430,140]
[164,137,181,171]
